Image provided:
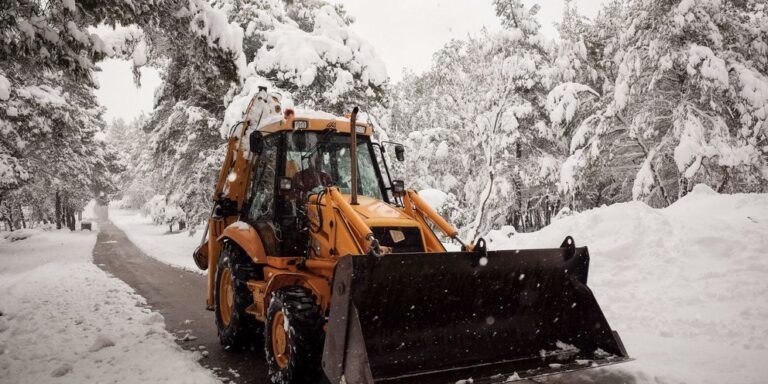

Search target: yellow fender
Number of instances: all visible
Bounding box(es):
[217,222,268,264]
[262,271,330,314]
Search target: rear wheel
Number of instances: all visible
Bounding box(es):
[214,243,262,350]
[265,286,325,384]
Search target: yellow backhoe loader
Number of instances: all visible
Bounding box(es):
[193,87,629,383]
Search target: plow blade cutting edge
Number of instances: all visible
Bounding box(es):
[322,237,629,383]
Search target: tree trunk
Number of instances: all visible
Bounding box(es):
[55,190,62,230]
[678,176,689,199]
[8,203,15,231]
[18,203,26,229]
[717,166,730,193]
[5,210,13,231]
[68,208,76,231]
[63,205,71,231]
[78,210,82,221]
[471,171,495,242]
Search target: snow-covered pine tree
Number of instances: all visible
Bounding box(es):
[94,0,254,227]
[390,0,564,237]
[549,0,639,210]
[0,0,128,228]
[564,0,768,207]
[107,115,152,209]
[248,0,388,114]
[111,0,390,227]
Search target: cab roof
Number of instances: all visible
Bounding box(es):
[257,109,373,136]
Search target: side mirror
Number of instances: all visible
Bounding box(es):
[249,131,264,155]
[395,144,405,162]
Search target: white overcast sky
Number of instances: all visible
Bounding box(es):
[95,0,603,123]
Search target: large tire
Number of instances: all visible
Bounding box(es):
[265,286,325,384]
[214,242,262,350]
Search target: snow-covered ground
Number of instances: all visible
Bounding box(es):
[109,208,203,273]
[107,186,768,383]
[0,227,219,384]
[487,184,768,384]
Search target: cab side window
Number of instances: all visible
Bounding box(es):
[247,135,278,222]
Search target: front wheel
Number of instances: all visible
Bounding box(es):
[265,286,325,384]
[214,243,262,350]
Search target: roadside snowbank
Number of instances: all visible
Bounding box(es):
[0,229,219,384]
[110,208,203,273]
[105,187,768,383]
[488,185,768,384]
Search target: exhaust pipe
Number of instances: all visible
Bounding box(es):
[349,107,359,205]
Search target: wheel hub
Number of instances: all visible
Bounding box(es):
[218,267,234,326]
[272,311,289,368]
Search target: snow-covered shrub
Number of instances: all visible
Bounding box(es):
[163,204,186,232]
[143,195,187,232]
[143,195,168,225]
[3,228,38,242]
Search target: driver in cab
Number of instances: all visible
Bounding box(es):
[291,151,332,200]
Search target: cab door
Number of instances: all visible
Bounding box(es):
[245,133,280,255]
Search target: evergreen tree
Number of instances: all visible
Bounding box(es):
[391,1,563,237]
[564,0,768,207]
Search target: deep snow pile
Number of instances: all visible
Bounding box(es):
[109,208,202,273]
[487,185,768,384]
[0,229,219,384]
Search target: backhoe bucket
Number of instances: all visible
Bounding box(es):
[322,238,629,383]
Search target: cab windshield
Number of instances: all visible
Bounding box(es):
[285,131,385,201]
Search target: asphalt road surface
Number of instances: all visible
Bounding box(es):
[93,219,268,383]
[92,216,636,384]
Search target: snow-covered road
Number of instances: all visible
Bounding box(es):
[93,186,768,383]
[92,219,269,384]
[0,227,220,384]
[109,208,203,273]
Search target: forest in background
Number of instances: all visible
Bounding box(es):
[1,0,766,238]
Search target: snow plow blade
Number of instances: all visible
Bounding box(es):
[322,237,629,383]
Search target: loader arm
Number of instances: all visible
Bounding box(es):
[328,187,377,254]
[195,90,269,308]
[402,189,462,250]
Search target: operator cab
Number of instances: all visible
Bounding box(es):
[285,131,387,202]
[245,125,399,257]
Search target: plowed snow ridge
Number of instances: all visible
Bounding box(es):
[487,184,768,384]
[0,227,220,384]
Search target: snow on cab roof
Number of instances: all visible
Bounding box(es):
[241,109,372,144]
[256,108,350,130]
